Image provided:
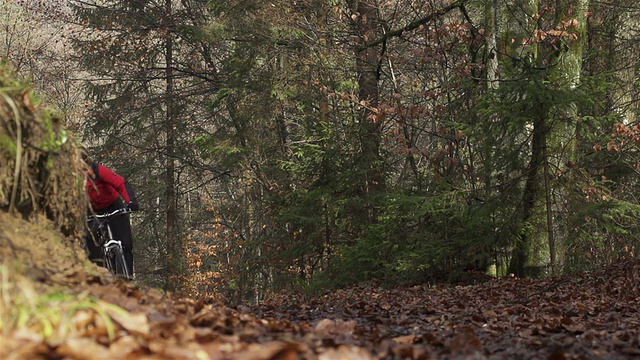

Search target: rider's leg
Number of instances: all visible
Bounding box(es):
[85,232,104,267]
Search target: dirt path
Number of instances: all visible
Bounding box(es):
[3,260,639,359]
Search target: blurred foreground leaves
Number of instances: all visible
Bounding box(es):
[2,257,639,359]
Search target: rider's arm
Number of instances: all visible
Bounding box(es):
[97,164,138,205]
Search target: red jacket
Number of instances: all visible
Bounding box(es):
[86,163,136,211]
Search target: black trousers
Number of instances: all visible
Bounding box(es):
[86,198,134,277]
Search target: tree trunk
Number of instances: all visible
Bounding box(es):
[484,0,499,90]
[545,0,588,274]
[164,0,180,292]
[507,0,588,277]
[510,112,546,277]
[351,0,384,221]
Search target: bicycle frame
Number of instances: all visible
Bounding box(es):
[87,208,132,278]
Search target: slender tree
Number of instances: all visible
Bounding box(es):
[351,0,384,201]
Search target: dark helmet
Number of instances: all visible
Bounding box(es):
[79,144,94,165]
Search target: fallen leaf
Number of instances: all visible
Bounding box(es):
[234,341,302,360]
[318,345,373,360]
[393,334,417,344]
[56,337,112,360]
[315,318,356,336]
[449,326,483,354]
[97,300,150,337]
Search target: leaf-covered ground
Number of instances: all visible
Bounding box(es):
[1,210,638,360]
[252,266,640,359]
[2,258,639,360]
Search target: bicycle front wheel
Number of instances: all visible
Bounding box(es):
[112,246,130,280]
[103,251,115,274]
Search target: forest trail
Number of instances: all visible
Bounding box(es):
[2,245,639,360]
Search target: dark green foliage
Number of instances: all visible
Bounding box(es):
[565,198,640,272]
[299,188,513,288]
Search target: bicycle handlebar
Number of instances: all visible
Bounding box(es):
[87,207,132,221]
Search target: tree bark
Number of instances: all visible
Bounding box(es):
[352,0,384,203]
[484,0,499,90]
[510,113,546,277]
[509,0,589,276]
[164,0,180,292]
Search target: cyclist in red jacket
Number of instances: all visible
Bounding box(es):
[84,154,139,278]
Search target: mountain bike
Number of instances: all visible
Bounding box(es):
[87,207,132,279]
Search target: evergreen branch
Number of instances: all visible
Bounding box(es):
[360,0,469,50]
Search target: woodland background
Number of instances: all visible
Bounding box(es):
[2,0,640,304]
